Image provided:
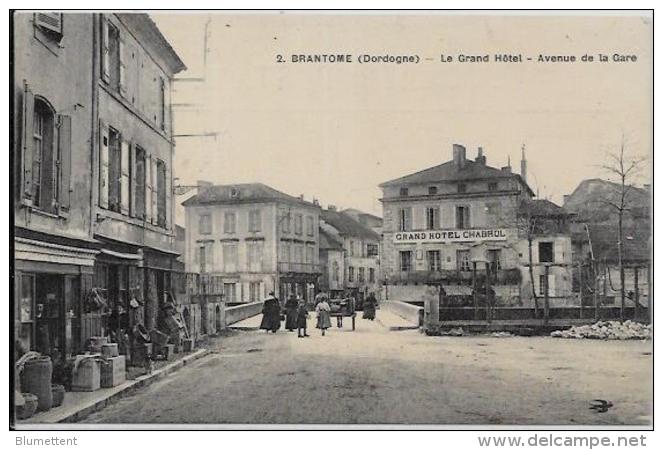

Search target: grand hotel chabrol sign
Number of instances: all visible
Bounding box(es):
[394,228,510,243]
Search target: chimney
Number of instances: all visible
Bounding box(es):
[563,194,570,205]
[452,144,466,170]
[501,166,512,173]
[328,205,337,211]
[312,198,320,206]
[520,144,527,183]
[299,194,304,200]
[475,146,487,165]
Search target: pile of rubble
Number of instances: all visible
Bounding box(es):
[551,320,651,340]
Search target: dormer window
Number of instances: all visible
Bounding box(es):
[457,183,467,193]
[230,187,240,198]
[399,187,409,197]
[488,182,498,192]
[428,186,438,195]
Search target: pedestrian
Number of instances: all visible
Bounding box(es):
[297,298,309,338]
[260,291,281,333]
[315,295,332,336]
[284,294,298,332]
[363,292,377,321]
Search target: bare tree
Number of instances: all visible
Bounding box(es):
[598,138,647,321]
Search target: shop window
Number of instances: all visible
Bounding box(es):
[538,242,554,263]
[18,274,36,354]
[399,251,412,272]
[427,250,441,272]
[456,249,471,272]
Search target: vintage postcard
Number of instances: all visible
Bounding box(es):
[10,9,652,432]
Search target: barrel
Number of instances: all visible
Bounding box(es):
[22,356,53,412]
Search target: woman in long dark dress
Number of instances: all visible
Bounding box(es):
[284,295,298,331]
[363,292,377,320]
[315,296,332,336]
[260,292,281,333]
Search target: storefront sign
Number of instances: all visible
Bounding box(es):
[393,228,510,243]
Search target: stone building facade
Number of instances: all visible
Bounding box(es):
[380,144,574,309]
[183,183,322,304]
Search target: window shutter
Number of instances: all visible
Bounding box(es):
[57,114,72,214]
[99,121,109,208]
[151,157,158,224]
[129,143,137,217]
[35,13,63,34]
[548,274,556,297]
[119,38,127,95]
[120,139,130,214]
[101,15,110,82]
[145,154,153,222]
[165,166,172,230]
[22,82,35,202]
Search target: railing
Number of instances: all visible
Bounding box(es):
[277,262,322,274]
[389,268,521,285]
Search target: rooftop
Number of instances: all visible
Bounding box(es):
[321,209,381,241]
[319,228,344,251]
[181,183,320,209]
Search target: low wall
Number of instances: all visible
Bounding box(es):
[224,301,264,327]
[381,301,424,326]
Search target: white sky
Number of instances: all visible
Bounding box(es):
[151,12,652,225]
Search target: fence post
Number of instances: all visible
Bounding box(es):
[472,261,478,320]
[578,263,583,319]
[634,267,640,321]
[543,264,550,325]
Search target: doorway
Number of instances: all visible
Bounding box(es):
[35,273,65,363]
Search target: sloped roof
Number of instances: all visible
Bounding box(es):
[319,228,343,251]
[379,159,533,195]
[522,199,571,217]
[182,183,319,209]
[564,178,649,214]
[321,210,381,241]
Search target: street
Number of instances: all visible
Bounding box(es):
[82,313,652,426]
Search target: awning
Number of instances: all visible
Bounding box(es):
[100,248,143,261]
[15,237,99,267]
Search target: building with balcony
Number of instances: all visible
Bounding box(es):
[182,183,322,304]
[320,206,382,301]
[379,144,574,309]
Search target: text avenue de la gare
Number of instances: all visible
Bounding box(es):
[277,53,638,64]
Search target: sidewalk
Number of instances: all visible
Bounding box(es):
[16,348,209,426]
[375,308,421,331]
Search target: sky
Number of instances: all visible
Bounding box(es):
[151,12,652,226]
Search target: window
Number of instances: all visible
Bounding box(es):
[538,275,555,296]
[294,214,303,235]
[224,211,236,234]
[358,267,365,282]
[488,249,502,274]
[458,183,467,193]
[108,128,122,212]
[398,207,412,231]
[456,249,471,272]
[31,99,55,211]
[199,214,212,235]
[332,261,340,282]
[159,78,166,131]
[223,242,238,272]
[156,160,167,227]
[134,147,146,219]
[306,245,314,265]
[426,207,439,230]
[399,251,412,272]
[488,182,498,192]
[369,268,375,283]
[428,186,438,195]
[281,211,291,233]
[348,266,355,282]
[247,242,263,272]
[306,216,315,236]
[455,206,470,229]
[197,245,207,273]
[223,283,237,303]
[249,282,261,302]
[427,250,441,272]
[349,240,355,256]
[280,241,290,262]
[367,243,379,257]
[107,21,121,92]
[399,187,409,197]
[538,242,554,263]
[294,244,304,264]
[248,209,262,232]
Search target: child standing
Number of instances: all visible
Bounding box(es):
[297,299,309,338]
